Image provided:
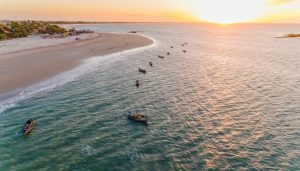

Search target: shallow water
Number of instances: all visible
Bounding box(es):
[0,23,300,170]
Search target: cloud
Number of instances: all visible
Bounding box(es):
[267,0,297,5]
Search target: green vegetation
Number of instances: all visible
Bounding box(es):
[41,24,67,35]
[0,23,10,40]
[0,21,68,41]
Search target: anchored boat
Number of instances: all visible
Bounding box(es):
[138,68,146,74]
[127,112,148,123]
[23,119,34,135]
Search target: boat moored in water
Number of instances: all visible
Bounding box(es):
[138,68,146,74]
[127,112,148,123]
[23,119,34,135]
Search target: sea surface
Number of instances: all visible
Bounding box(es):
[0,23,299,170]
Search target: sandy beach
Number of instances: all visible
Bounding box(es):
[0,33,153,94]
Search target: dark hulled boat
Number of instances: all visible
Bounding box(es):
[127,112,148,123]
[138,68,146,74]
[23,119,34,135]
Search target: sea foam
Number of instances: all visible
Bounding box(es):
[0,36,155,114]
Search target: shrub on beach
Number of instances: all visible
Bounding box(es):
[0,33,8,40]
[8,21,43,38]
[0,23,10,40]
[41,24,68,35]
[0,21,70,40]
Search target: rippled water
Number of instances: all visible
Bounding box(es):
[0,23,300,170]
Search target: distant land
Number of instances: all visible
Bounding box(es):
[0,20,145,25]
[0,20,93,41]
[275,33,300,38]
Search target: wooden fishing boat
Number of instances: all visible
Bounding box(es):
[23,119,34,135]
[127,112,148,123]
[138,68,146,74]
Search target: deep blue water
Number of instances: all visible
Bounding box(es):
[0,23,300,170]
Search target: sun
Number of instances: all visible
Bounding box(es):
[189,0,266,24]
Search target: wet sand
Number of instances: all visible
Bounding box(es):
[0,33,153,94]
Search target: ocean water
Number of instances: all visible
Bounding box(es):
[0,23,300,170]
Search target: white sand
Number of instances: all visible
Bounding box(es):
[0,33,153,94]
[0,33,97,55]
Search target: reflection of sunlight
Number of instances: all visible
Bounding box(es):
[189,0,266,24]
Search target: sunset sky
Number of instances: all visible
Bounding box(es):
[0,0,300,24]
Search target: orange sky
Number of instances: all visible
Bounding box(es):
[0,0,300,23]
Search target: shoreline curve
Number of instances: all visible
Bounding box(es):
[0,33,153,95]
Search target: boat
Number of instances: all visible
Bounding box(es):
[23,119,34,135]
[138,68,146,74]
[127,112,148,123]
[129,31,138,33]
[149,62,153,66]
[136,80,140,87]
[158,55,164,59]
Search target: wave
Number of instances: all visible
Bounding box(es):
[0,36,156,114]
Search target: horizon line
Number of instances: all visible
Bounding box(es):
[1,19,300,25]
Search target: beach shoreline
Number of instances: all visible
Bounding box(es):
[0,32,153,95]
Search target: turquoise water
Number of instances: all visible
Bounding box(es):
[0,23,300,170]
